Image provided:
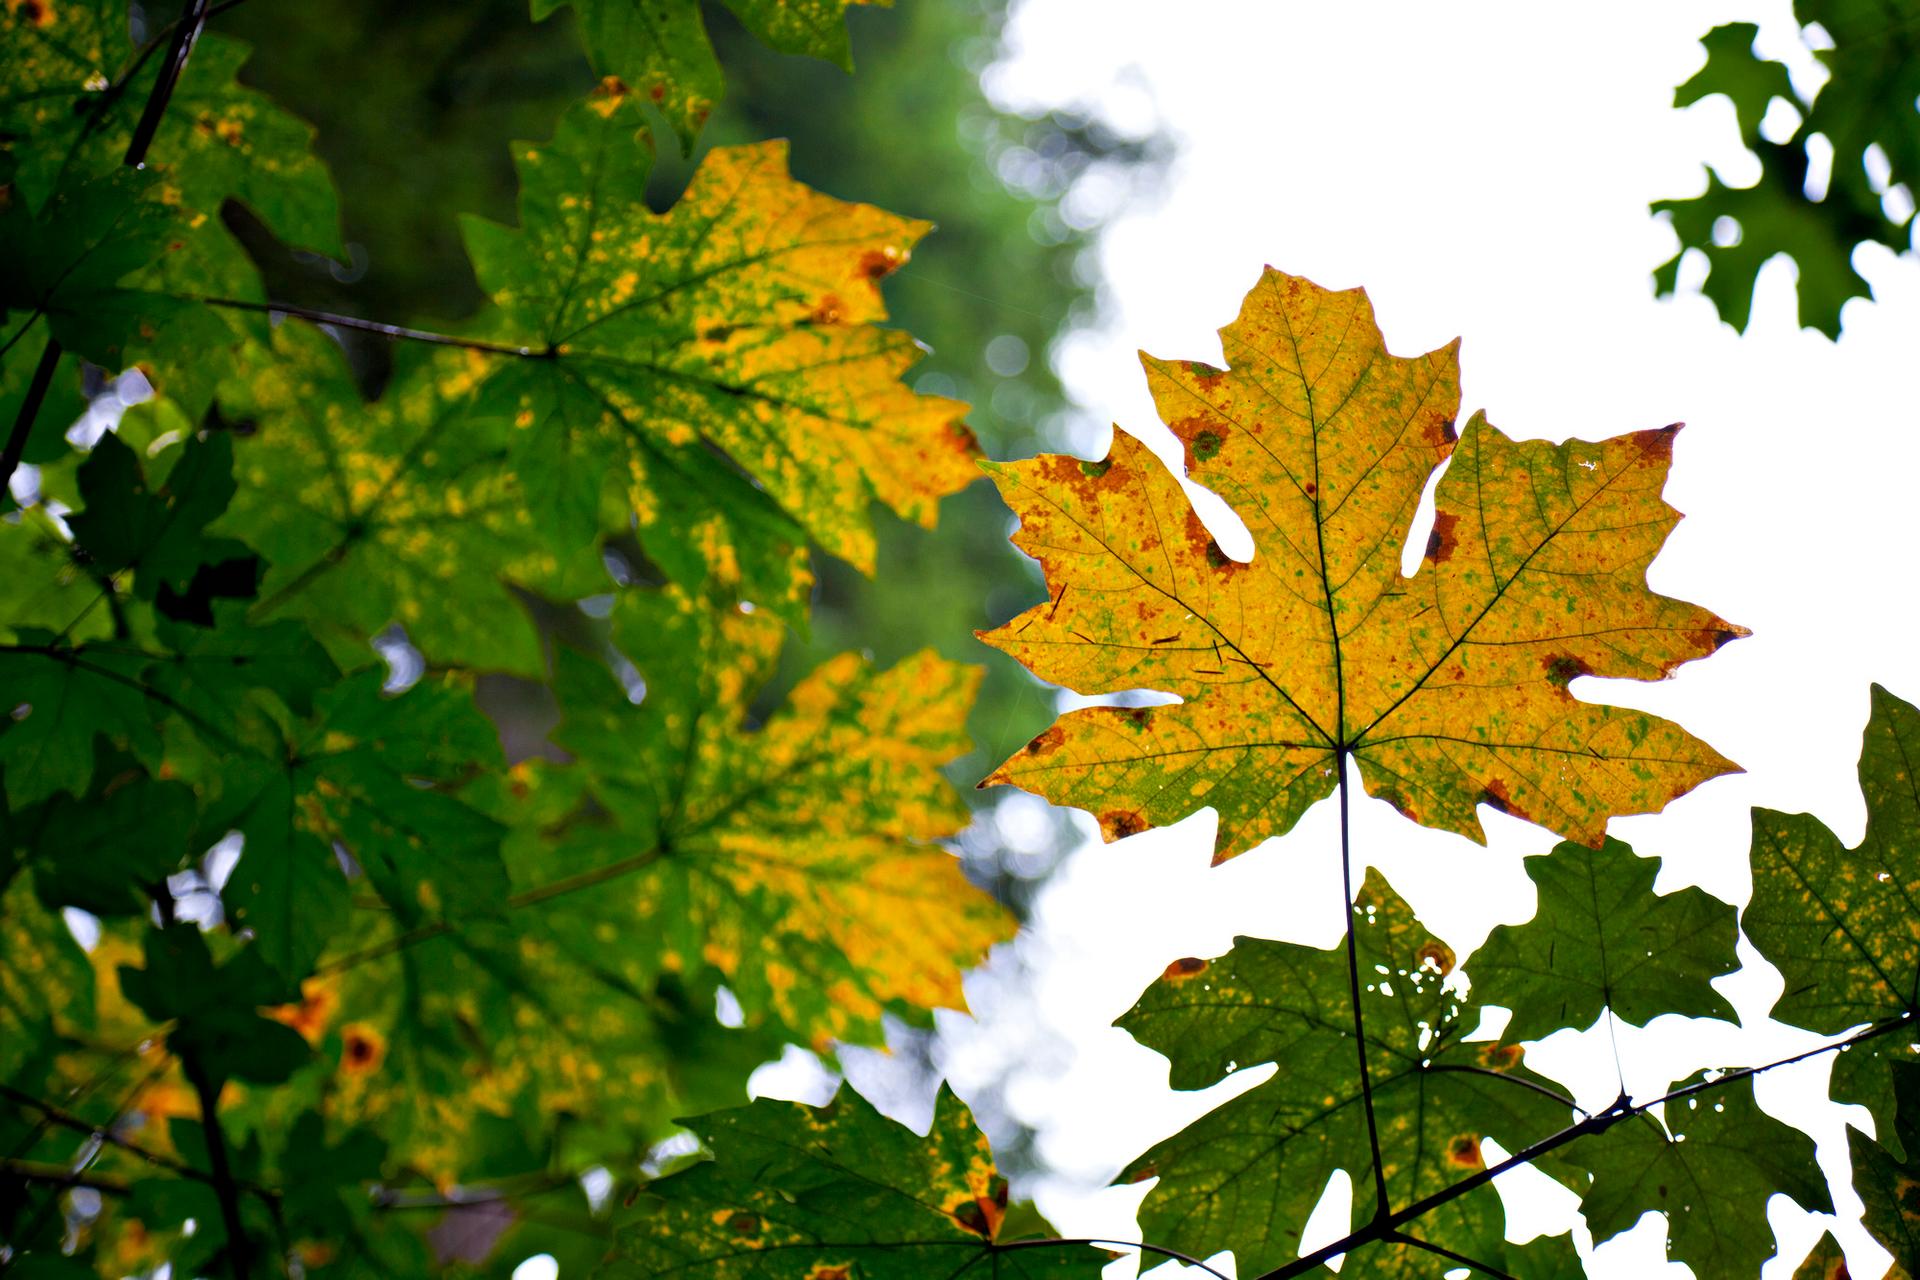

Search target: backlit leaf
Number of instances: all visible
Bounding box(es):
[606,1085,1105,1278]
[1744,683,1920,1152]
[981,269,1741,857]
[461,85,974,607]
[1119,868,1575,1277]
[458,583,1003,1046]
[215,324,601,675]
[1574,1076,1830,1278]
[1850,1061,1920,1278]
[537,0,883,148]
[1468,836,1738,1041]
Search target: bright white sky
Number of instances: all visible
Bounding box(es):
[762,4,1920,1278]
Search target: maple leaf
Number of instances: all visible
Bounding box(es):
[1656,9,1920,337]
[1468,836,1738,1041]
[1119,869,1577,1277]
[538,0,883,148]
[497,583,1001,1044]
[1744,683,1920,1155]
[1574,1077,1830,1277]
[214,324,605,675]
[981,269,1742,858]
[606,1085,1104,1278]
[1850,1061,1920,1278]
[461,85,975,602]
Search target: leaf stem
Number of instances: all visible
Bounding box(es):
[122,0,215,168]
[318,844,671,974]
[199,296,555,359]
[1336,748,1391,1222]
[1386,1230,1519,1280]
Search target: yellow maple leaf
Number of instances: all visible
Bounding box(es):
[980,269,1742,858]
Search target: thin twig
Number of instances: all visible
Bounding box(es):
[200,296,553,359]
[1,1156,135,1196]
[319,845,670,974]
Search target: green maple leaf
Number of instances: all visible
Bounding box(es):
[1744,684,1920,1153]
[460,85,975,613]
[1119,869,1576,1277]
[214,324,604,675]
[1574,1076,1830,1277]
[538,0,883,148]
[1468,836,1738,1041]
[12,767,195,917]
[0,629,161,806]
[0,868,96,1083]
[607,1085,1104,1278]
[1850,1061,1920,1278]
[210,670,509,979]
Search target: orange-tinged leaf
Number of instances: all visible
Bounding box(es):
[981,269,1742,857]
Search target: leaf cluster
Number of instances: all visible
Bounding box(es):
[1657,3,1920,336]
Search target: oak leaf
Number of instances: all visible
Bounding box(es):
[981,269,1742,858]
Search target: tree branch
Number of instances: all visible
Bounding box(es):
[182,1054,253,1280]
[1252,1011,1914,1280]
[0,1156,134,1196]
[0,339,62,500]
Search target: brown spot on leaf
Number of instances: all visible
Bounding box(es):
[728,1211,760,1235]
[1480,779,1525,821]
[951,1200,990,1236]
[1162,956,1209,980]
[1126,707,1154,730]
[1100,809,1147,840]
[1434,415,1458,445]
[1025,726,1065,756]
[1184,360,1226,381]
[1477,1043,1522,1071]
[1543,653,1592,687]
[1446,1135,1483,1168]
[340,1023,384,1075]
[805,1268,851,1280]
[1128,1162,1158,1183]
[808,295,844,325]
[859,246,903,281]
[1415,940,1455,976]
[1425,511,1460,563]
